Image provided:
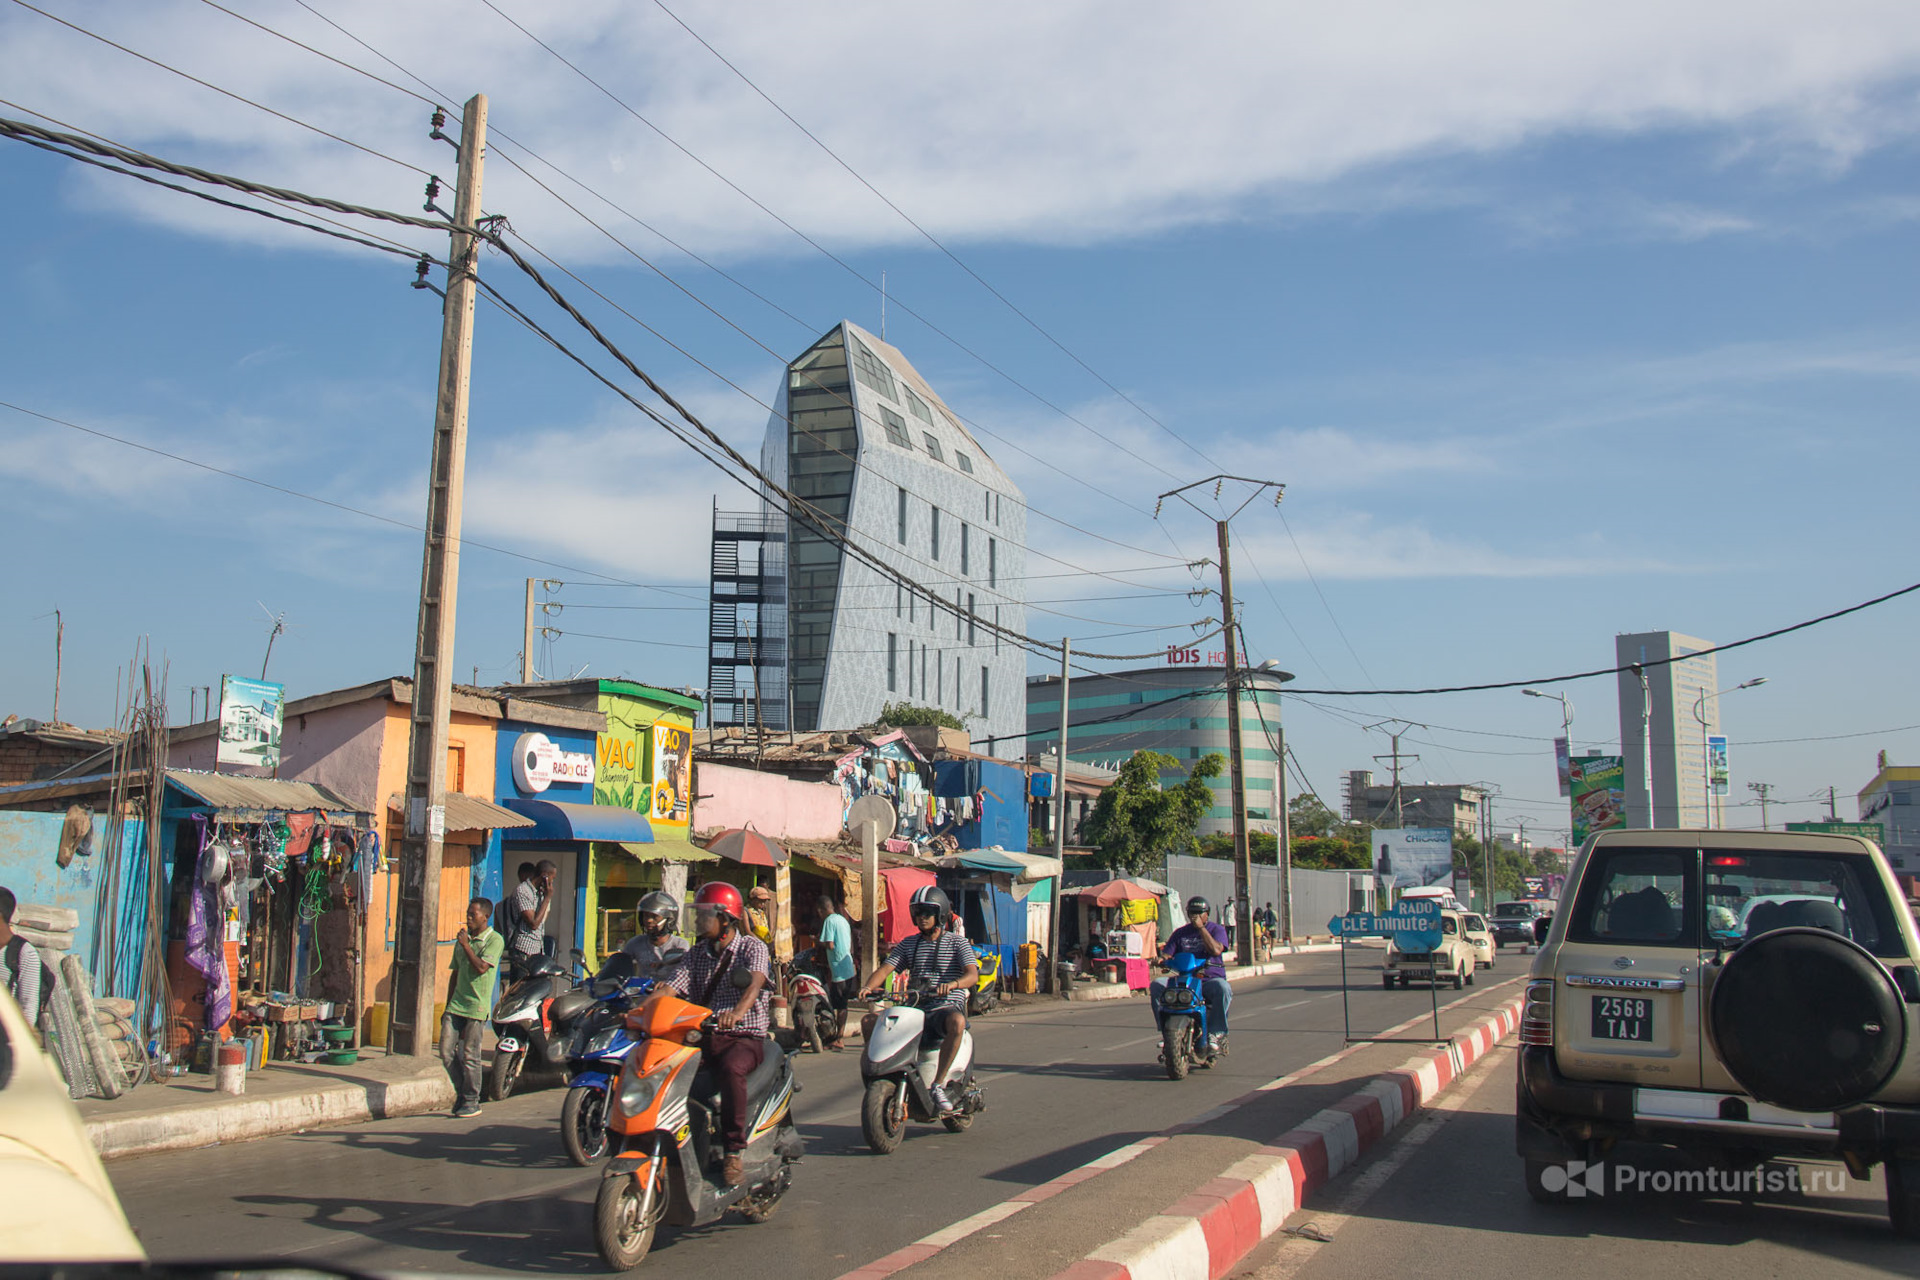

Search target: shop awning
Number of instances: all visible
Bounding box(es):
[500,798,653,843]
[939,848,1027,876]
[386,791,535,833]
[166,769,368,820]
[610,832,718,863]
[998,850,1064,883]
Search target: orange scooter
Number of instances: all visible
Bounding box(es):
[593,974,804,1270]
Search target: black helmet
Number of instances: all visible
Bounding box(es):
[1185,896,1212,916]
[909,885,953,924]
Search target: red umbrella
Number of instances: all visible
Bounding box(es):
[1075,878,1159,908]
[703,826,786,867]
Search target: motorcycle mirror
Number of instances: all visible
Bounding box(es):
[570,947,585,962]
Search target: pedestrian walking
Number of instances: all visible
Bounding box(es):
[815,895,856,1050]
[443,896,504,1117]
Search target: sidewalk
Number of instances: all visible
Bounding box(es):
[79,1049,453,1161]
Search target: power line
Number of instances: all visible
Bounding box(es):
[649,0,1216,472]
[469,0,1194,490]
[5,0,429,175]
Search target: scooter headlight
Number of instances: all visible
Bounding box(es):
[584,1025,622,1056]
[619,1061,673,1115]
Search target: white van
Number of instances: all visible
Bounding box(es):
[1396,884,1462,911]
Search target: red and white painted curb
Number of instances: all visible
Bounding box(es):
[1052,997,1522,1280]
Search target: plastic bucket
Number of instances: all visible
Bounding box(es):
[364,1004,389,1048]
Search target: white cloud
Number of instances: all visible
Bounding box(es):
[4,1,1919,261]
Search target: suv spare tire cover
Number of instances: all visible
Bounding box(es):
[1708,926,1906,1112]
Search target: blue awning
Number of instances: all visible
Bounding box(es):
[942,848,1027,876]
[500,798,654,844]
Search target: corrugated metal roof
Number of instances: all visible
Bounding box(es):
[166,769,368,817]
[386,791,535,832]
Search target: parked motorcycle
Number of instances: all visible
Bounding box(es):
[968,948,1002,1016]
[859,980,984,1153]
[489,949,592,1101]
[1152,951,1217,1081]
[786,948,839,1054]
[593,972,803,1270]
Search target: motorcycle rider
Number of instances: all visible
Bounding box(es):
[1154,895,1232,1054]
[660,882,771,1187]
[615,890,687,979]
[857,885,978,1116]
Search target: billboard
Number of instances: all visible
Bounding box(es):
[649,722,692,824]
[1371,827,1454,893]
[1785,820,1886,844]
[1707,736,1729,796]
[1569,754,1627,846]
[216,676,283,769]
[1554,737,1572,797]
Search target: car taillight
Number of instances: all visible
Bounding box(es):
[1519,979,1555,1046]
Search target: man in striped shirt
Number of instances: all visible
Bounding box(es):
[859,886,978,1115]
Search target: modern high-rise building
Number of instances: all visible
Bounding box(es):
[1614,630,1717,828]
[709,321,1028,751]
[1025,664,1293,837]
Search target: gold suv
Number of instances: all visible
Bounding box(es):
[1517,829,1920,1234]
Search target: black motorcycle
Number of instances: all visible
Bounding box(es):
[488,949,593,1101]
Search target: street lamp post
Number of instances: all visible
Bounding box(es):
[1693,678,1767,829]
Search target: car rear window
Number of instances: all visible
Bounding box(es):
[1567,849,1696,948]
[1494,902,1535,917]
[1704,850,1907,960]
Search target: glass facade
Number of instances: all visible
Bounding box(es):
[786,328,858,731]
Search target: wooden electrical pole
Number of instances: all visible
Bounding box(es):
[1156,476,1284,971]
[391,94,487,1057]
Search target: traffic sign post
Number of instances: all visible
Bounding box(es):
[1329,898,1447,1043]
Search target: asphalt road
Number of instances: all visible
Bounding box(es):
[1238,1039,1915,1280]
[107,951,1507,1276]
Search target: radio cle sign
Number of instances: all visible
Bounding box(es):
[1329,898,1445,953]
[512,731,596,793]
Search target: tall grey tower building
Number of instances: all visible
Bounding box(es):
[717,321,1027,751]
[1614,630,1717,828]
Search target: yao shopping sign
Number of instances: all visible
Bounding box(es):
[1330,898,1444,953]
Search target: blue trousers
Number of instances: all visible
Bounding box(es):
[1150,977,1232,1035]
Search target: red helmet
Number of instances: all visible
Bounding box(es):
[693,881,745,921]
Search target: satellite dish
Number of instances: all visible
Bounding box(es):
[847,796,897,839]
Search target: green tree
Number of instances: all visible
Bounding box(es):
[866,701,967,731]
[1288,794,1340,838]
[1083,749,1225,876]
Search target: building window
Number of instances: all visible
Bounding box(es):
[906,385,933,424]
[921,643,928,697]
[995,493,1002,524]
[895,582,902,618]
[850,337,898,401]
[956,452,974,474]
[922,432,946,463]
[896,485,907,544]
[995,605,1001,653]
[988,538,996,587]
[981,665,990,714]
[968,593,976,645]
[887,633,898,692]
[879,405,911,448]
[956,589,964,640]
[931,507,941,561]
[937,649,944,704]
[961,524,970,575]
[908,587,916,624]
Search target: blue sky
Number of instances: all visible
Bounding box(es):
[4,0,1919,839]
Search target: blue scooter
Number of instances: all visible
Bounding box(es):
[1152,951,1218,1080]
[560,973,654,1166]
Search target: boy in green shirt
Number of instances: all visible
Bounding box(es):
[444,896,505,1118]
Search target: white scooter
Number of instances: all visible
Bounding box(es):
[859,979,985,1153]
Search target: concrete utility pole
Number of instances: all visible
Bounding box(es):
[1156,475,1284,969]
[1275,720,1292,944]
[392,94,487,1056]
[1749,781,1775,831]
[1049,639,1070,996]
[1369,723,1420,829]
[522,578,536,682]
